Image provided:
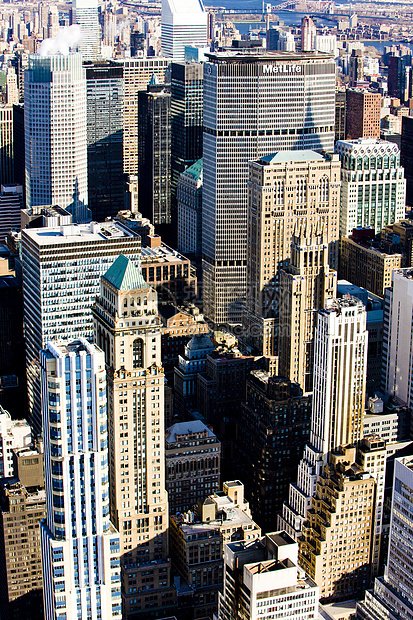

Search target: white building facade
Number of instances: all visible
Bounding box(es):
[24,53,89,223]
[21,221,142,433]
[336,138,406,237]
[40,340,121,620]
[72,0,101,60]
[202,51,336,325]
[161,0,207,62]
[279,297,368,539]
[382,268,413,408]
[0,405,31,478]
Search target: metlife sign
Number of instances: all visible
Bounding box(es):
[262,63,302,74]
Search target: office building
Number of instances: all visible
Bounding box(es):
[86,61,124,221]
[278,227,337,392]
[0,406,31,478]
[171,62,203,242]
[336,138,406,237]
[24,53,89,223]
[243,150,340,356]
[173,333,214,417]
[161,0,207,62]
[202,51,336,325]
[0,106,14,186]
[401,115,413,207]
[165,420,221,515]
[92,255,176,617]
[0,185,23,242]
[340,234,403,297]
[356,455,413,620]
[0,443,45,620]
[382,268,413,408]
[138,83,171,229]
[171,482,261,620]
[279,297,368,539]
[346,89,381,140]
[388,55,412,103]
[21,221,141,432]
[301,16,315,52]
[177,158,203,258]
[349,49,365,86]
[122,58,169,178]
[299,446,376,602]
[335,89,346,141]
[40,340,121,620]
[71,0,101,60]
[160,305,208,377]
[236,372,312,532]
[218,532,319,620]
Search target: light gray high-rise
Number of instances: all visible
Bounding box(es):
[202,50,336,325]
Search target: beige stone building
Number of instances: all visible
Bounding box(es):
[93,254,175,618]
[299,446,375,603]
[244,150,340,356]
[340,236,402,297]
[0,442,45,620]
[279,226,337,392]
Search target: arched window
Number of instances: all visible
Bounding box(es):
[132,338,144,368]
[319,176,329,202]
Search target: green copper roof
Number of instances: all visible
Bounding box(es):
[184,158,203,181]
[103,254,147,291]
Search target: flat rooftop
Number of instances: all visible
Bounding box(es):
[22,221,137,246]
[206,50,333,63]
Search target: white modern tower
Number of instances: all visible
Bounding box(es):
[24,53,89,222]
[279,297,368,539]
[40,339,121,620]
[202,51,336,325]
[72,0,101,60]
[161,0,208,62]
[382,268,413,407]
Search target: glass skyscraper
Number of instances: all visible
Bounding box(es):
[202,50,336,325]
[40,339,121,620]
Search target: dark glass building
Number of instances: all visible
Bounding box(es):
[138,83,171,234]
[86,61,124,221]
[171,62,203,243]
[401,115,413,207]
[235,372,312,533]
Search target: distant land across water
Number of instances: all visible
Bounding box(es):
[204,0,413,53]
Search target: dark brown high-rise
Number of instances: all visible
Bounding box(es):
[346,89,381,140]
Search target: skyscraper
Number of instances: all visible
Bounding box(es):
[382,268,413,408]
[138,83,171,230]
[202,51,336,325]
[278,227,337,392]
[0,105,14,185]
[161,0,207,62]
[336,138,406,237]
[24,53,89,222]
[171,62,203,242]
[243,150,340,356]
[21,221,142,433]
[301,16,316,51]
[86,61,124,221]
[40,339,121,620]
[92,255,175,618]
[356,455,413,620]
[279,297,368,539]
[345,89,381,140]
[71,0,101,60]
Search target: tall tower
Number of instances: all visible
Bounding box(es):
[202,51,336,326]
[40,339,121,620]
[93,255,175,618]
[279,297,368,540]
[71,0,101,60]
[301,16,316,51]
[161,0,207,62]
[24,53,89,223]
[278,225,337,393]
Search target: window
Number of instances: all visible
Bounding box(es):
[132,338,144,369]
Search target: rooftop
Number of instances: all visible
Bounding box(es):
[165,420,216,443]
[103,254,147,291]
[206,50,333,63]
[22,221,137,246]
[260,150,326,165]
